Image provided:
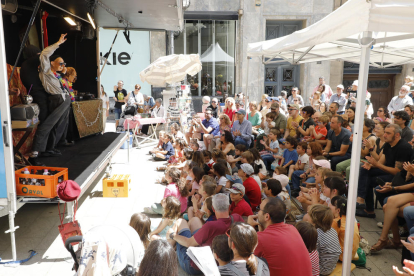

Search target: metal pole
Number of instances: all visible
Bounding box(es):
[342,31,373,276]
[8,0,42,85]
[245,57,250,106]
[96,26,101,97]
[169,31,174,55]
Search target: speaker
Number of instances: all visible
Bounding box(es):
[83,25,95,40]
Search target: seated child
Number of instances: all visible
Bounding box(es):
[297,167,332,212]
[308,204,342,276]
[201,196,216,223]
[152,134,175,161]
[330,196,360,261]
[280,136,298,169]
[307,115,329,143]
[271,139,286,171]
[203,150,215,169]
[190,138,200,152]
[213,162,228,194]
[288,142,309,179]
[129,213,151,265]
[229,184,253,217]
[187,177,217,220]
[146,167,188,214]
[260,129,280,172]
[256,112,276,151]
[150,131,165,154]
[263,179,291,215]
[150,196,183,246]
[212,234,234,271]
[187,166,205,197]
[296,221,319,276]
[227,144,247,174]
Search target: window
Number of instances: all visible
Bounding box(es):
[174,20,236,96]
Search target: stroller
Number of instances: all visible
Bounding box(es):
[65,225,143,276]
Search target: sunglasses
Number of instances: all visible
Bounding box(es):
[270,108,276,111]
[378,110,384,112]
[59,62,66,66]
[288,108,297,111]
[212,101,217,103]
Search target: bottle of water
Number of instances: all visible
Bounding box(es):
[23,168,30,174]
[43,169,49,175]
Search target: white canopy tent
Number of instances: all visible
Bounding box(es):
[246,0,414,275]
[201,42,234,64]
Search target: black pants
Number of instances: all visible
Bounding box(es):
[32,95,71,153]
[31,90,49,124]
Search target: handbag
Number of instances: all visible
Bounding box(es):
[58,200,82,246]
[124,105,137,116]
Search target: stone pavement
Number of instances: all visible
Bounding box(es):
[0,122,406,275]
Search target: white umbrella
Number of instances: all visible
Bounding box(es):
[139,54,202,87]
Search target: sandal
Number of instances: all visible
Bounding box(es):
[384,239,403,249]
[370,238,388,252]
[156,166,167,171]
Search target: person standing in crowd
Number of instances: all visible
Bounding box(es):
[287,87,304,106]
[247,197,313,275]
[322,116,352,171]
[170,194,244,275]
[126,84,145,111]
[232,109,253,147]
[388,85,413,118]
[208,97,220,118]
[329,85,347,115]
[393,110,414,142]
[284,104,303,139]
[143,94,155,112]
[356,124,413,218]
[312,76,333,103]
[28,34,71,165]
[113,80,127,120]
[100,85,109,133]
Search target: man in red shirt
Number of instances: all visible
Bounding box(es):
[248,197,313,276]
[238,163,261,211]
[171,193,244,275]
[229,184,254,217]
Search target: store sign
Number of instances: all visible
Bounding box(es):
[99,28,151,97]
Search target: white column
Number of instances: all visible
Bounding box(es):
[342,31,373,276]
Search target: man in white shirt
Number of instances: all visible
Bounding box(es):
[286,87,304,106]
[388,85,413,118]
[329,84,348,114]
[142,98,164,135]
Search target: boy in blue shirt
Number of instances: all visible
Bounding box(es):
[153,134,175,161]
[280,136,298,169]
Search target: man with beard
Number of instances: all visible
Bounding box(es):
[356,124,413,218]
[247,197,312,276]
[388,85,413,118]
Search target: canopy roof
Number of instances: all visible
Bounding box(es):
[201,42,234,63]
[44,0,184,31]
[247,0,414,68]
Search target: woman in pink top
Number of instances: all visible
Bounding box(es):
[149,167,188,214]
[223,97,236,125]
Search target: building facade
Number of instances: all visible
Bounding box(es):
[150,0,414,110]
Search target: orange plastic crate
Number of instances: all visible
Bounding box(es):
[15,166,69,198]
[103,174,131,197]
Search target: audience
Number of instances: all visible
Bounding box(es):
[296,221,320,276]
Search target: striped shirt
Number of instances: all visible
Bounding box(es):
[39,43,68,101]
[309,250,320,276]
[317,228,341,275]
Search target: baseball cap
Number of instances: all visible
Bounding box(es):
[270,103,279,109]
[278,138,286,145]
[236,109,246,115]
[229,184,245,195]
[225,174,243,184]
[313,159,331,169]
[240,163,254,175]
[266,97,272,102]
[288,103,300,110]
[337,84,344,89]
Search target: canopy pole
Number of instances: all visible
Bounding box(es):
[342,31,373,276]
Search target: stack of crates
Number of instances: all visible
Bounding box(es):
[102,174,131,197]
[15,166,69,198]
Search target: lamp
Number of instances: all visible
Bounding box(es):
[87,12,96,29]
[123,28,131,44]
[64,17,76,26]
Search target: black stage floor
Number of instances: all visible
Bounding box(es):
[37,132,124,185]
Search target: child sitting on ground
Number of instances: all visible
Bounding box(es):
[146,167,188,215]
[227,144,247,174]
[263,179,291,215]
[201,196,216,222]
[212,234,234,270]
[213,162,228,194]
[152,134,175,161]
[187,178,217,220]
[280,136,298,170]
[190,138,200,152]
[203,150,214,169]
[149,196,183,246]
[288,142,309,179]
[260,128,280,172]
[307,204,342,276]
[256,112,276,151]
[192,151,210,175]
[229,184,253,217]
[308,115,329,143]
[150,131,165,154]
[296,221,320,276]
[272,166,289,190]
[330,196,360,261]
[187,166,205,197]
[271,139,286,170]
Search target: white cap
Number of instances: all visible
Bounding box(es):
[337,84,344,89]
[352,80,358,87]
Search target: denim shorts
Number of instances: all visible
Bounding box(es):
[176,228,202,275]
[114,108,122,119]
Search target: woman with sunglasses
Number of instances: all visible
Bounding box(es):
[292,106,315,139]
[221,222,270,276]
[125,84,145,113]
[207,114,232,151]
[374,106,391,123]
[216,130,235,156]
[224,97,237,125]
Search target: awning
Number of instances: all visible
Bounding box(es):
[247,0,414,68]
[201,42,234,63]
